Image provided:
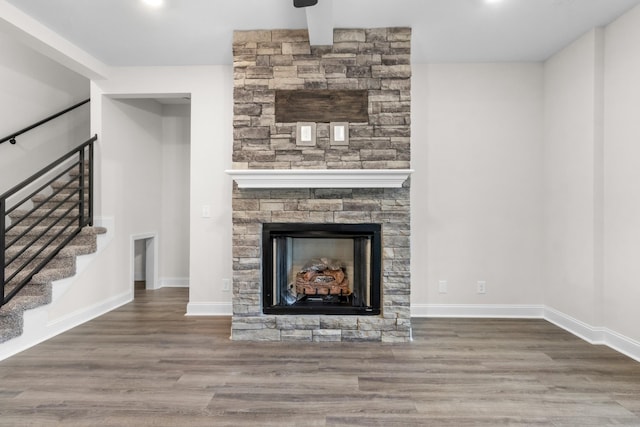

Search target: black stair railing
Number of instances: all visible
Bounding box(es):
[0,98,90,146]
[1,97,96,308]
[1,135,97,308]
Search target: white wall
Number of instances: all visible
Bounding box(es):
[49,96,166,319]
[89,66,233,315]
[160,103,191,285]
[603,5,640,343]
[542,29,604,326]
[411,63,544,313]
[0,31,89,193]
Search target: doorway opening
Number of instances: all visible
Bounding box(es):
[132,234,158,294]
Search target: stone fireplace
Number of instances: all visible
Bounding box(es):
[230,27,411,342]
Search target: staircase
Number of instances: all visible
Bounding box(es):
[1,138,103,344]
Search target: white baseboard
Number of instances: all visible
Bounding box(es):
[603,327,640,363]
[411,304,545,318]
[543,306,640,363]
[412,303,640,363]
[543,306,605,343]
[159,277,189,288]
[47,290,132,331]
[186,302,232,316]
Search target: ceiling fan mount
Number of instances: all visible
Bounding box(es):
[294,0,318,8]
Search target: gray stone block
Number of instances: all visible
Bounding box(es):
[334,29,366,43]
[381,330,411,343]
[233,30,272,44]
[365,28,388,42]
[342,200,381,211]
[297,200,343,212]
[333,211,371,223]
[232,328,281,341]
[233,103,262,116]
[281,330,313,341]
[371,65,411,79]
[272,29,309,42]
[342,330,382,342]
[319,316,358,330]
[312,329,342,342]
[232,316,276,330]
[271,55,294,66]
[358,317,397,331]
[282,42,311,55]
[276,316,320,330]
[333,42,360,54]
[308,212,335,222]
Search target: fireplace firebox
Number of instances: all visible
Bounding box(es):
[262,223,382,315]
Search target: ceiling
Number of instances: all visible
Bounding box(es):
[5,0,640,66]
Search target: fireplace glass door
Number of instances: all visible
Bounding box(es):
[262,223,381,315]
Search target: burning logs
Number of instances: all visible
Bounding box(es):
[295,257,350,296]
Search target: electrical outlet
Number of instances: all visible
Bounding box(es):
[477,280,486,294]
[222,278,231,292]
[438,280,448,294]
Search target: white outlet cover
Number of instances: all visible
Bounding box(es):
[438,280,447,293]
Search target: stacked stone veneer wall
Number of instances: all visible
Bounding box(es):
[231,28,411,342]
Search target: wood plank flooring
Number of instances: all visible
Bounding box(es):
[1,288,639,426]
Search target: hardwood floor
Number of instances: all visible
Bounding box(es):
[1,288,639,426]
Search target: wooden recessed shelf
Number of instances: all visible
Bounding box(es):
[275,90,368,123]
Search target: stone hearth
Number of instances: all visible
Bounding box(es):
[231,28,411,342]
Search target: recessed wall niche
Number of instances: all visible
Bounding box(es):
[275,90,369,123]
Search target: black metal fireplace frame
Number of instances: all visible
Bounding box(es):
[262,223,382,315]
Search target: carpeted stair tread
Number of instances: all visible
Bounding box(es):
[2,224,104,342]
[4,282,52,299]
[32,192,86,200]
[3,293,50,312]
[2,153,103,344]
[5,225,106,238]
[8,234,97,251]
[50,179,88,191]
[4,263,76,286]
[32,266,77,284]
[6,233,101,256]
[0,327,21,344]
[0,293,52,343]
[5,241,96,261]
[8,207,80,220]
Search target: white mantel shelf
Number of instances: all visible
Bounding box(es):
[225,169,414,189]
